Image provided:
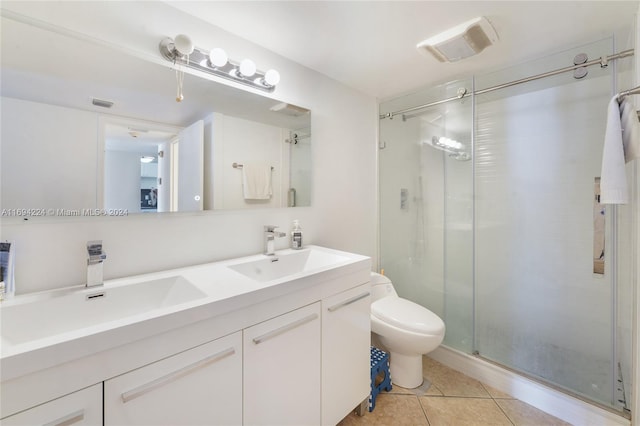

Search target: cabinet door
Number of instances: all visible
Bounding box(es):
[104,331,242,426]
[244,302,321,426]
[1,383,102,426]
[322,283,371,425]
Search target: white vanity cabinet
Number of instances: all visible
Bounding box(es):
[321,282,371,425]
[104,332,242,426]
[1,383,102,426]
[243,302,322,426]
[1,247,372,426]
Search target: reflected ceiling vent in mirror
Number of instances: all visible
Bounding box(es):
[92,98,114,108]
[416,16,498,63]
[269,102,310,117]
[159,34,281,95]
[128,127,149,138]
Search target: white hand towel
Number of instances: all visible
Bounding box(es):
[242,161,273,200]
[600,96,628,204]
[620,98,640,162]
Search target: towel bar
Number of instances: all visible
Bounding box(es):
[232,162,274,170]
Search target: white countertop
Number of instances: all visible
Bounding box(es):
[0,245,370,382]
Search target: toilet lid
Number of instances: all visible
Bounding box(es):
[371,297,444,335]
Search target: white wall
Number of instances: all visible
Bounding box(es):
[0,1,377,294]
[157,143,171,213]
[1,97,98,211]
[211,113,290,210]
[290,132,312,207]
[104,150,141,213]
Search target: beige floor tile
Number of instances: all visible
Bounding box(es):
[422,357,491,398]
[387,384,414,395]
[496,399,573,426]
[338,394,429,426]
[420,396,513,426]
[389,379,443,396]
[482,383,515,399]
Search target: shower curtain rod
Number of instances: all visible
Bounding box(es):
[619,85,640,98]
[379,48,635,120]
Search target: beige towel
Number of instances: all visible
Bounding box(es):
[242,161,273,200]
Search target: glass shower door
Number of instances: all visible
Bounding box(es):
[473,38,626,410]
[379,79,474,353]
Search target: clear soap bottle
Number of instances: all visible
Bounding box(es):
[291,220,303,250]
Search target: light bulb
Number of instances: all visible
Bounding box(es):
[239,59,256,77]
[173,34,194,56]
[209,48,228,67]
[263,69,281,86]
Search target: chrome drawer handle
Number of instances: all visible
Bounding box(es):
[44,409,84,426]
[252,313,318,344]
[121,347,236,403]
[327,292,370,312]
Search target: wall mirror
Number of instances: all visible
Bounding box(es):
[0,16,311,217]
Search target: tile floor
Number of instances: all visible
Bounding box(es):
[338,356,572,426]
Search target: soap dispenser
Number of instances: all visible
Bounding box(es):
[291,220,303,250]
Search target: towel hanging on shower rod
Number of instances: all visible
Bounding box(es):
[600,85,640,204]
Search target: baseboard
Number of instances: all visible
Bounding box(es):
[429,346,631,426]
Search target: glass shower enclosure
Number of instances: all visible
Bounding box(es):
[378,38,634,413]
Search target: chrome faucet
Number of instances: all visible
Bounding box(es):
[86,240,107,287]
[264,225,286,256]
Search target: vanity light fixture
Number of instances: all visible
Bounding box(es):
[140,156,155,163]
[159,35,281,93]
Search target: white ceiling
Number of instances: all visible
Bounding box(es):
[167,1,638,99]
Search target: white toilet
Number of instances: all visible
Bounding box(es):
[370,272,445,389]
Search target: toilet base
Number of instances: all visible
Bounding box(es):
[388,352,423,389]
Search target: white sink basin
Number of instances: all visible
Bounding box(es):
[228,248,350,282]
[1,276,206,345]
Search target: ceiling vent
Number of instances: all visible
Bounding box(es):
[417,16,498,63]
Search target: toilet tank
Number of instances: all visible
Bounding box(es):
[370,272,398,302]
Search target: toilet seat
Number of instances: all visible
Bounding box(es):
[371,297,445,335]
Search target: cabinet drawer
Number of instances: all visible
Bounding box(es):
[1,383,102,426]
[104,331,242,426]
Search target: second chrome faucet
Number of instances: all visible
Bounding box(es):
[264,225,286,256]
[87,240,107,287]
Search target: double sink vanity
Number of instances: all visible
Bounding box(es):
[0,245,372,426]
